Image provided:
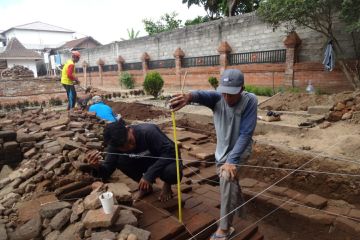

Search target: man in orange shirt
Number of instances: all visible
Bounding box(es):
[61,51,81,110]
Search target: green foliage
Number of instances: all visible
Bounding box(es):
[143,71,164,98]
[340,0,360,32]
[182,0,260,18]
[287,87,301,93]
[143,12,182,35]
[245,85,274,96]
[121,28,140,40]
[185,16,210,26]
[119,72,135,89]
[208,76,219,89]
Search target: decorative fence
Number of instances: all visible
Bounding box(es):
[76,49,285,74]
[182,55,220,68]
[148,59,175,69]
[229,49,286,65]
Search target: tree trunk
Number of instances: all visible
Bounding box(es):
[338,59,360,90]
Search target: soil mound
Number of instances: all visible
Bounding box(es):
[107,101,169,121]
[259,90,360,111]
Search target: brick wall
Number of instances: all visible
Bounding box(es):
[69,12,355,66]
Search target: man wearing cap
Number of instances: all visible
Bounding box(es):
[88,96,119,122]
[61,51,81,110]
[170,69,257,240]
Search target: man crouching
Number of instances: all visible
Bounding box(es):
[83,120,182,202]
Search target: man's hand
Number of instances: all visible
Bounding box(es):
[138,178,151,191]
[85,150,102,167]
[169,93,192,111]
[73,78,80,85]
[220,163,237,181]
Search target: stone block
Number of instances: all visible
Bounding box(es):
[45,230,60,240]
[106,182,132,202]
[40,116,69,130]
[240,178,258,188]
[83,205,120,229]
[40,201,71,218]
[57,222,84,240]
[69,121,86,128]
[86,142,103,150]
[8,214,42,240]
[57,137,83,150]
[91,230,116,240]
[83,191,102,210]
[118,225,151,240]
[0,130,16,141]
[304,194,328,209]
[49,208,71,230]
[44,157,63,171]
[3,141,18,152]
[111,210,138,232]
[23,148,37,159]
[0,224,7,240]
[185,212,216,238]
[348,208,360,221]
[145,216,184,240]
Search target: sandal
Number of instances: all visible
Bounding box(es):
[210,227,235,240]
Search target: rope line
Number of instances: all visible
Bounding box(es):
[99,151,360,178]
[186,140,343,240]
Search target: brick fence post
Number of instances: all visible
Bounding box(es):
[116,56,124,74]
[97,58,105,86]
[141,52,150,80]
[173,47,185,89]
[217,41,232,74]
[82,61,88,87]
[283,31,302,88]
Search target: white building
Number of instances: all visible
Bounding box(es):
[0,21,75,50]
[0,38,42,77]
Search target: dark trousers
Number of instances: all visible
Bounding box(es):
[63,84,77,109]
[119,156,182,185]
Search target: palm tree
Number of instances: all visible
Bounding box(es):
[121,28,140,40]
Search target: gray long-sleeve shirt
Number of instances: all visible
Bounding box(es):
[191,90,257,164]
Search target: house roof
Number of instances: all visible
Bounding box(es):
[58,36,102,50]
[0,37,42,60]
[2,21,74,34]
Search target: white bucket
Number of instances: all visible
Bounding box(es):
[99,191,114,214]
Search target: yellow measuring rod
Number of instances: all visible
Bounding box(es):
[171,110,183,223]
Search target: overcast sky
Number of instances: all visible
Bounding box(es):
[0,0,207,44]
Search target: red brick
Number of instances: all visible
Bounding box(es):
[83,205,120,228]
[135,202,170,228]
[185,212,217,239]
[240,178,258,188]
[303,194,328,209]
[348,208,360,221]
[145,217,184,240]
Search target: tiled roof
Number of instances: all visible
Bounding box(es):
[2,21,74,33]
[59,36,101,49]
[0,38,42,60]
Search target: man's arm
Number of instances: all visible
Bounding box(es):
[142,125,175,183]
[170,91,221,111]
[67,64,78,83]
[226,94,258,164]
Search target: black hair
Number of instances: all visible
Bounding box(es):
[103,120,128,147]
[85,87,92,93]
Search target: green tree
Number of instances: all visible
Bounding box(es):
[143,12,183,35]
[185,16,210,26]
[182,0,260,18]
[258,0,360,89]
[121,28,140,40]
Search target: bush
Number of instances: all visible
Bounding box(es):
[143,71,164,99]
[119,72,135,89]
[245,85,274,96]
[208,76,219,90]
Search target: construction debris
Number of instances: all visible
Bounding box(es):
[0,65,34,79]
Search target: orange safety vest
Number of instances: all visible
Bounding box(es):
[61,59,76,85]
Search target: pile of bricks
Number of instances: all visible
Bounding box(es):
[327,92,360,122]
[0,65,34,79]
[0,109,158,240]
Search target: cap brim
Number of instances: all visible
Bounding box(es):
[217,85,241,94]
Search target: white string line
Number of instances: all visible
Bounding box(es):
[186,140,343,240]
[243,189,360,222]
[229,198,294,240]
[99,151,360,178]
